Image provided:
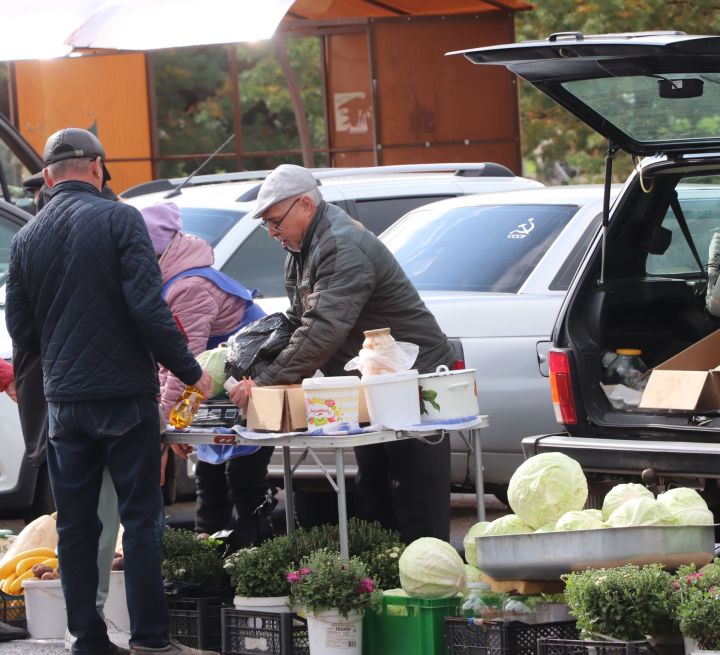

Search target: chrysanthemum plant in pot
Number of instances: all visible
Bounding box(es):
[674,560,720,654]
[288,549,382,655]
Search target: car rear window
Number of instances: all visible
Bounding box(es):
[179,207,246,247]
[383,204,579,293]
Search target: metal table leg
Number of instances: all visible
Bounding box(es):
[335,447,349,558]
[283,445,294,535]
[472,428,486,522]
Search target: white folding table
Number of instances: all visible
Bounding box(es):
[163,415,489,557]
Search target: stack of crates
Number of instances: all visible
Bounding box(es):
[444,617,579,655]
[221,608,310,655]
[537,638,658,655]
[363,593,463,654]
[166,595,232,651]
[0,590,26,630]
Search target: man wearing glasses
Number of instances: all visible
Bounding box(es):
[229,163,455,544]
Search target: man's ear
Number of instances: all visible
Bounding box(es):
[42,168,55,188]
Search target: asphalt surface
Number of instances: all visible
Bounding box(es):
[0,493,507,654]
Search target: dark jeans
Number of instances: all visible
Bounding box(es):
[47,395,168,654]
[194,446,274,534]
[354,435,451,544]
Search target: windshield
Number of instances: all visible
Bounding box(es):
[563,73,720,147]
[383,204,579,293]
[178,207,246,246]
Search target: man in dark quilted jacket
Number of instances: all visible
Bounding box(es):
[229,164,456,544]
[5,128,215,655]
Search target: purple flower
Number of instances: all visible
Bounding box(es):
[355,578,375,594]
[287,572,301,583]
[299,567,312,576]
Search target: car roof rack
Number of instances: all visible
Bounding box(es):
[120,162,515,200]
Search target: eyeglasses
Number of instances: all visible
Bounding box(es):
[260,198,301,233]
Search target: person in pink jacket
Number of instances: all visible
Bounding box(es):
[140,201,274,545]
[0,359,17,401]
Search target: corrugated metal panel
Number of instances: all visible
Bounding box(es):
[290,0,531,19]
[14,53,152,192]
[371,14,521,172]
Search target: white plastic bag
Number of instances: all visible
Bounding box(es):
[344,340,419,376]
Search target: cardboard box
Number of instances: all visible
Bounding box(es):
[246,381,371,433]
[246,385,307,432]
[639,329,720,411]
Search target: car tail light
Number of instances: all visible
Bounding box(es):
[548,350,577,425]
[452,359,465,370]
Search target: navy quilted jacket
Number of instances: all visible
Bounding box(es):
[5,181,202,402]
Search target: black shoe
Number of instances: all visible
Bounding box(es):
[0,620,27,641]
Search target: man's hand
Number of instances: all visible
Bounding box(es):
[195,369,214,399]
[4,380,16,403]
[229,377,257,411]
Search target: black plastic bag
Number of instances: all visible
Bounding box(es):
[224,312,295,381]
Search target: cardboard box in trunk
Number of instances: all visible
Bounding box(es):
[639,329,720,411]
[246,382,370,432]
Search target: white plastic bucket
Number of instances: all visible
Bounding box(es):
[361,370,420,428]
[233,595,292,613]
[104,571,130,633]
[305,609,362,655]
[418,366,479,422]
[22,578,67,639]
[302,377,361,432]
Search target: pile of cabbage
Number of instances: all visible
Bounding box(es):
[461,453,714,568]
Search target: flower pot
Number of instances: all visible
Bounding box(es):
[648,634,685,655]
[305,608,362,655]
[233,595,291,613]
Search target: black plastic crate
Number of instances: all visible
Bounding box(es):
[222,607,310,655]
[445,617,579,655]
[538,638,658,655]
[0,590,26,629]
[166,595,230,651]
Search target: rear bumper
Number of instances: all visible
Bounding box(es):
[523,434,720,479]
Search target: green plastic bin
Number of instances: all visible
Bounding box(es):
[363,593,462,655]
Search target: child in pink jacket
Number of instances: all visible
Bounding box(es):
[0,359,16,401]
[141,202,273,545]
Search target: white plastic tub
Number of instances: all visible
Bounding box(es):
[104,571,130,633]
[302,376,361,432]
[418,365,479,422]
[361,370,420,428]
[22,578,67,639]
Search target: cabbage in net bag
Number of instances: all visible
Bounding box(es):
[196,345,228,398]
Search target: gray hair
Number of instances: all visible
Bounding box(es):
[305,186,322,206]
[46,157,94,181]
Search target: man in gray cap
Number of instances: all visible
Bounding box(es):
[229,163,455,544]
[6,127,214,655]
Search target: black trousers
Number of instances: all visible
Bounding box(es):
[194,446,274,534]
[12,346,48,467]
[353,435,451,544]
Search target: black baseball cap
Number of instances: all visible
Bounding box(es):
[43,128,112,184]
[22,171,44,190]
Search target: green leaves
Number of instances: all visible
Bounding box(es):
[420,388,440,415]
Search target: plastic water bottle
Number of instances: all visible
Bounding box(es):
[168,385,206,429]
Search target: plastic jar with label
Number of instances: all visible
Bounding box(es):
[462,583,504,619]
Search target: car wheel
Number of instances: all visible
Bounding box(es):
[23,464,56,523]
[162,452,178,506]
[293,483,356,529]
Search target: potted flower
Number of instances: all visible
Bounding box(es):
[287,549,382,655]
[674,560,720,653]
[162,528,230,598]
[223,535,295,613]
[564,564,679,643]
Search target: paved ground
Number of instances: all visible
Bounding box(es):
[0,493,507,654]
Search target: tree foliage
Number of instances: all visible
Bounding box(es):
[515,1,720,183]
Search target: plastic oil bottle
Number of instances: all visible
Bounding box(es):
[168,385,206,429]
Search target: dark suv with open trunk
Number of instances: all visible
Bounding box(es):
[454,31,720,516]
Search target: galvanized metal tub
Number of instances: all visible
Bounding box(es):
[475,524,716,580]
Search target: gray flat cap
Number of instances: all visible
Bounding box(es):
[250,164,318,219]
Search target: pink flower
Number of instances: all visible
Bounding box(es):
[355,578,375,594]
[287,572,301,583]
[299,567,312,576]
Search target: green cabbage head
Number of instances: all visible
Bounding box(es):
[482,514,533,537]
[555,510,606,531]
[534,522,557,533]
[656,487,713,525]
[601,483,654,521]
[605,497,677,527]
[507,453,588,529]
[462,521,489,566]
[464,564,482,585]
[399,537,466,598]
